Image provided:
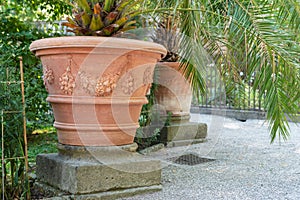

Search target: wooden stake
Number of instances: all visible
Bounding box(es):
[19,57,30,200]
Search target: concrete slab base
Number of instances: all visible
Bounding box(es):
[36,143,161,199]
[34,182,162,200]
[160,122,208,147]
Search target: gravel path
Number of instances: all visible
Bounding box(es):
[122,114,300,200]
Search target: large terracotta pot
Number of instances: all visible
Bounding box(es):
[154,62,192,123]
[30,36,166,146]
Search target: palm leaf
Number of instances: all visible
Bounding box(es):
[222,0,300,142]
[145,0,299,142]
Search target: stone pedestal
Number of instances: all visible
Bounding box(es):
[36,143,162,199]
[160,116,208,147]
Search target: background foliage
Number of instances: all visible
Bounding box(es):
[0,0,70,199]
[0,0,71,130]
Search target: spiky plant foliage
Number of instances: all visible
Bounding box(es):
[151,16,180,62]
[62,0,140,36]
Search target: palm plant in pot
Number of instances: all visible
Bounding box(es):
[151,17,194,124]
[144,14,209,146]
[144,0,209,125]
[30,0,167,146]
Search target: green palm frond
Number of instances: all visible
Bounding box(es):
[208,0,300,142]
[274,0,300,32]
[234,1,299,142]
[145,0,299,142]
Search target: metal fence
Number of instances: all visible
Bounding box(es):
[192,65,267,118]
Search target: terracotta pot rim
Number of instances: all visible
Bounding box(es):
[30,36,167,56]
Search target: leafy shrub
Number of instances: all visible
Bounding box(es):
[0,2,70,198]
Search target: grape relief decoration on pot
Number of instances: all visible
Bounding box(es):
[121,72,134,95]
[78,71,97,95]
[143,67,153,85]
[43,66,54,91]
[59,60,75,95]
[95,72,121,97]
[143,66,154,93]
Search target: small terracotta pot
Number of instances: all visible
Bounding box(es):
[30,36,166,146]
[154,62,193,123]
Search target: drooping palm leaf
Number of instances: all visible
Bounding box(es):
[145,0,299,142]
[227,0,300,142]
